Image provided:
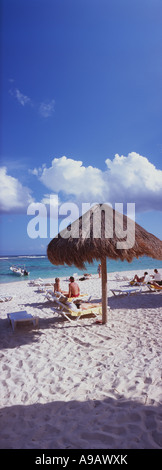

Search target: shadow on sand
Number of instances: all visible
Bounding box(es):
[0,312,63,351]
[108,291,162,310]
[22,290,162,312]
[0,396,161,449]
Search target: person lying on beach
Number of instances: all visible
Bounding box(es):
[130,271,148,284]
[79,273,92,281]
[78,301,101,310]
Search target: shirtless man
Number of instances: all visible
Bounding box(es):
[68,276,80,298]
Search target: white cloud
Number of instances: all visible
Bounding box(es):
[9,86,55,118]
[104,152,162,211]
[28,168,39,176]
[31,152,162,212]
[15,89,31,106]
[0,167,34,213]
[41,194,60,207]
[28,164,46,177]
[9,88,32,106]
[39,100,55,118]
[39,156,105,199]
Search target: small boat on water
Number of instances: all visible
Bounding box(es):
[10,266,30,276]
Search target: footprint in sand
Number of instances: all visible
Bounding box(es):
[21,391,29,403]
[144,377,152,384]
[2,364,11,379]
[2,379,8,387]
[2,364,9,371]
[18,360,23,368]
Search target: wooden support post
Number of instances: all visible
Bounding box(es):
[101,257,108,324]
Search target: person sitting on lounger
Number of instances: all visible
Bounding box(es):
[68,276,80,298]
[131,271,148,284]
[54,276,80,298]
[54,277,70,296]
[151,269,162,286]
[54,277,61,293]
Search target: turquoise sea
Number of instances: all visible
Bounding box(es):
[0,255,162,284]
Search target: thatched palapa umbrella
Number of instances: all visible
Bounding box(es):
[47,204,162,324]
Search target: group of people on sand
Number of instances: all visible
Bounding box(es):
[131,269,162,286]
[53,268,162,302]
[54,265,102,298]
[54,276,80,298]
[53,275,100,311]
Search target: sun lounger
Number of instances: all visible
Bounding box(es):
[129,280,147,286]
[7,311,39,331]
[111,287,142,296]
[51,304,102,322]
[28,278,44,285]
[0,295,13,302]
[36,285,52,293]
[51,304,79,322]
[28,279,53,287]
[114,274,130,281]
[45,290,62,301]
[48,295,102,322]
[43,290,103,322]
[147,284,162,292]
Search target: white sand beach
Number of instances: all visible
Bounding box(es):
[0,269,162,450]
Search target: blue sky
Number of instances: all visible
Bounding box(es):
[0,0,162,255]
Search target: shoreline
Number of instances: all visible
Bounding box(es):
[0,268,162,449]
[0,267,161,289]
[1,255,162,285]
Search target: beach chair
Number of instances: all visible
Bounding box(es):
[114,274,130,281]
[147,284,162,292]
[36,284,53,293]
[129,279,147,286]
[28,278,53,287]
[45,290,63,301]
[0,295,13,302]
[28,278,44,285]
[41,281,54,287]
[50,296,102,322]
[111,287,142,296]
[7,310,39,331]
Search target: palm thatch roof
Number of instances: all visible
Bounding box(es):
[47,204,162,269]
